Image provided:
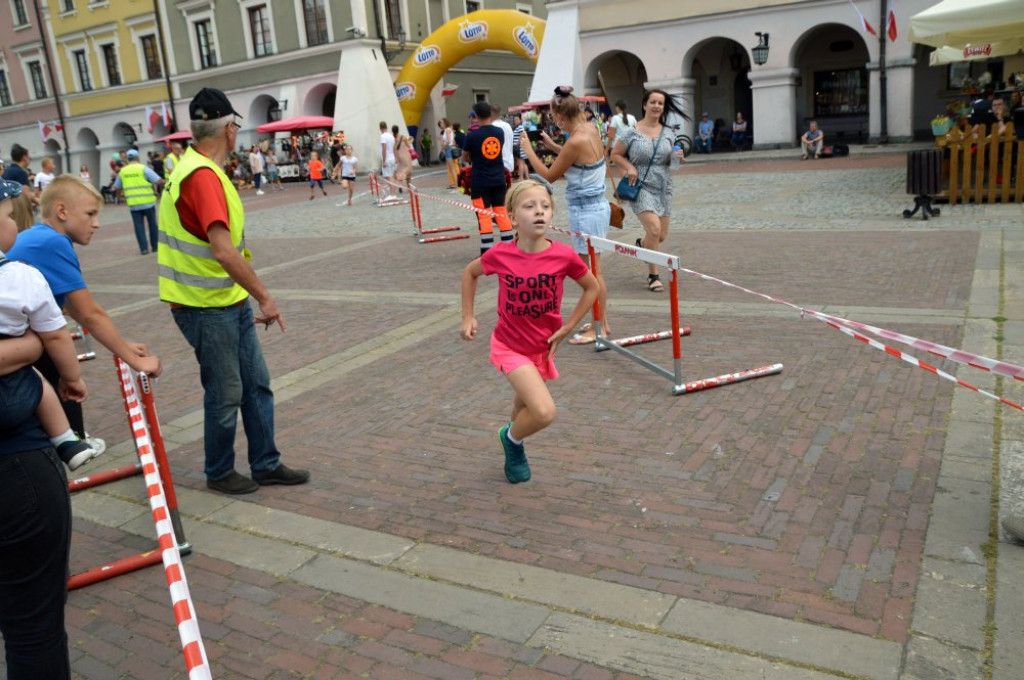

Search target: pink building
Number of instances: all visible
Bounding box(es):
[0,1,63,171]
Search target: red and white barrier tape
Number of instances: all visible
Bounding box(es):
[115,359,212,679]
[401,180,1022,408]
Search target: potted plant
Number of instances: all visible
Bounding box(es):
[931,114,952,136]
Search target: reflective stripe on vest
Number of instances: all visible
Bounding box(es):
[157,147,249,307]
[119,163,156,207]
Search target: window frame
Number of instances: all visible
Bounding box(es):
[465,0,481,13]
[139,34,162,80]
[11,0,30,27]
[0,69,12,107]
[240,1,276,59]
[73,48,92,91]
[27,60,47,99]
[299,0,330,48]
[100,42,122,87]
[193,17,218,69]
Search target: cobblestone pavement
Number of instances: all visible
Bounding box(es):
[5,151,1023,679]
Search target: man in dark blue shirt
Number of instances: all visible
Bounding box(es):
[2,144,33,203]
[462,101,513,254]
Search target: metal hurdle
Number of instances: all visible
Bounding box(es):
[70,322,97,362]
[407,183,468,243]
[584,235,783,395]
[69,357,191,590]
[368,172,409,207]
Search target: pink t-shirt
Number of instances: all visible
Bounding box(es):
[481,239,589,355]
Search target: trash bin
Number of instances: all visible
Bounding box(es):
[903,149,942,220]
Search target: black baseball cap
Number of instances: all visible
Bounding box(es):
[189,87,242,121]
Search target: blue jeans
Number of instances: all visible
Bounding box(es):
[130,205,158,253]
[0,446,71,679]
[171,301,281,481]
[696,135,713,153]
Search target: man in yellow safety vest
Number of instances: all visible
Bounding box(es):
[114,148,163,254]
[164,141,183,178]
[158,87,310,495]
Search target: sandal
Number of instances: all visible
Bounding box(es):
[635,238,643,248]
[568,332,597,345]
[647,274,664,292]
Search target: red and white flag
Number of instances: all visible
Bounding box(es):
[145,106,158,133]
[161,101,171,127]
[441,83,458,97]
[850,0,877,36]
[887,3,898,42]
[38,120,52,143]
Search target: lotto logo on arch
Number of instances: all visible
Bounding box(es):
[481,136,501,160]
[512,21,539,59]
[413,44,443,67]
[395,82,417,101]
[458,19,489,43]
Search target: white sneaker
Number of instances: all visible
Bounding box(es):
[84,434,106,456]
[256,190,265,195]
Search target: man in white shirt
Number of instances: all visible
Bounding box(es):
[491,105,515,175]
[33,157,56,201]
[379,121,397,198]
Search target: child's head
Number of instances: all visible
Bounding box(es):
[0,177,23,251]
[506,180,554,236]
[310,151,319,160]
[343,144,353,155]
[40,175,102,245]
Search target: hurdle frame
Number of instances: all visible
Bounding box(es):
[584,236,783,395]
[368,172,409,207]
[407,182,469,243]
[68,358,191,591]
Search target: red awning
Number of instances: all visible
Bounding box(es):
[154,130,193,143]
[256,116,336,134]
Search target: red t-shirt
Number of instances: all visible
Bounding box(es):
[308,159,325,180]
[480,240,589,355]
[176,160,230,242]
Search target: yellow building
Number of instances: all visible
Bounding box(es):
[45,0,171,173]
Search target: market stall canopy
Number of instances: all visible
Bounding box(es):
[508,95,606,113]
[255,115,335,134]
[154,130,193,143]
[909,0,1024,64]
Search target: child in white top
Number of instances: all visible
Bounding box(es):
[339,145,359,206]
[0,177,95,469]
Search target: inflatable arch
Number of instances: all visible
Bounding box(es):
[395,10,546,127]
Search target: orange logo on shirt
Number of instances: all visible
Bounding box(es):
[481,136,501,160]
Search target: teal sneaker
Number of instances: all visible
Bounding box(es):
[498,424,531,483]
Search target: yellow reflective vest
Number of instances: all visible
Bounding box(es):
[118,163,156,207]
[157,147,249,307]
[164,152,179,179]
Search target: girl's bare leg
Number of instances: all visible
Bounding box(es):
[505,365,555,441]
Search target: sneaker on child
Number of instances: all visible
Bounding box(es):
[498,423,531,483]
[56,439,97,470]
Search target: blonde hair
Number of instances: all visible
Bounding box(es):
[506,179,554,221]
[11,192,33,232]
[40,174,102,219]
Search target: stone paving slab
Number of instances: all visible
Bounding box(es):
[4,154,1022,678]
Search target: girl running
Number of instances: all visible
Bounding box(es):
[338,145,358,206]
[460,180,598,483]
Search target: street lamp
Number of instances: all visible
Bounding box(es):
[752,32,770,66]
[384,30,407,62]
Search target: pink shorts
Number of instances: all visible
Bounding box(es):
[489,334,558,380]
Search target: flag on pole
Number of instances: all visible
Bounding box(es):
[887,4,898,42]
[38,120,51,143]
[145,106,158,133]
[52,121,63,133]
[441,83,459,97]
[849,0,877,36]
[161,101,171,127]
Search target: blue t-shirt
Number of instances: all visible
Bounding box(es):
[463,124,506,189]
[8,223,86,308]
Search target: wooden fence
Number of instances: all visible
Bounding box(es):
[941,123,1024,204]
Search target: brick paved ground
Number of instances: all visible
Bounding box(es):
[4,149,1022,679]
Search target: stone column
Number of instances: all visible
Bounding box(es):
[747,68,799,149]
[868,58,917,143]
